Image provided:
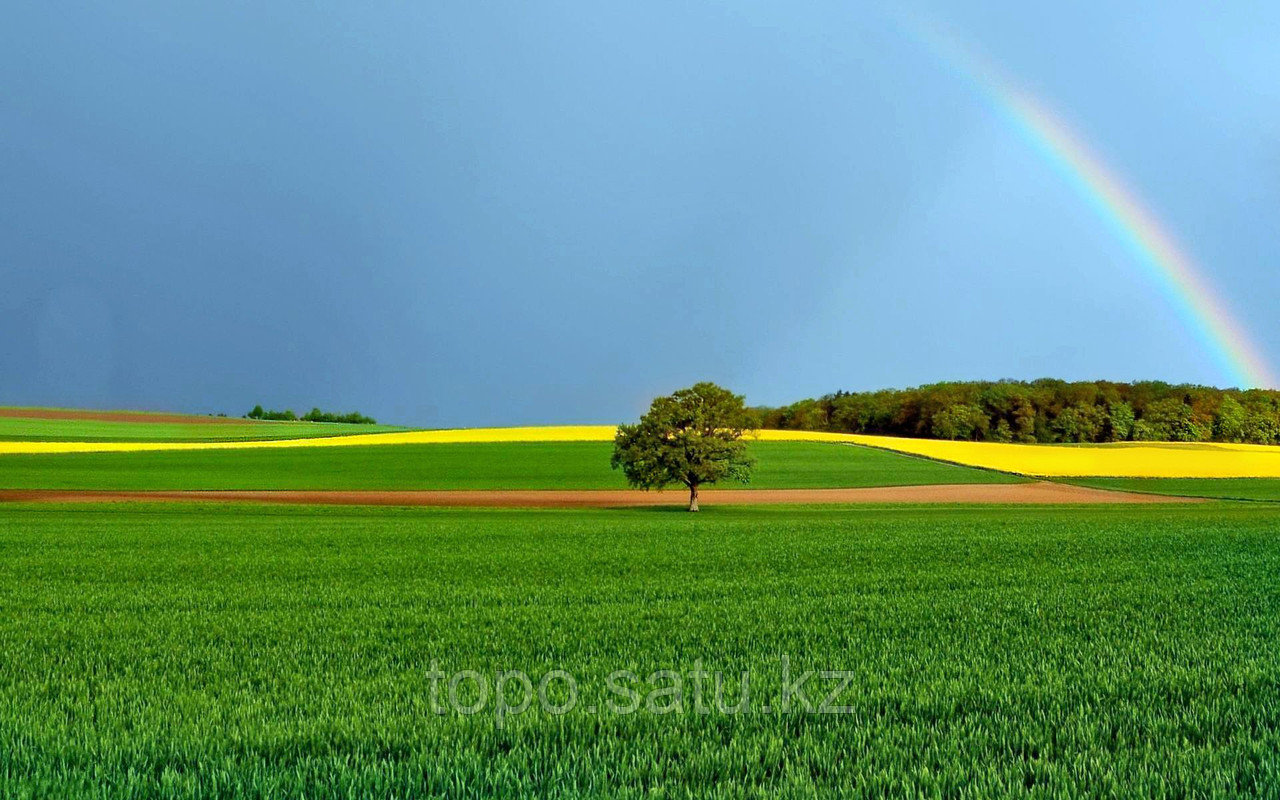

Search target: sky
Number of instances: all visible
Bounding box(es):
[3,1,1278,426]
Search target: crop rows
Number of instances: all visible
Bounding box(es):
[1,503,1276,797]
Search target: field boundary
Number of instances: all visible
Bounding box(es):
[837,441,1027,481]
[1056,477,1280,504]
[0,407,252,424]
[0,483,1203,508]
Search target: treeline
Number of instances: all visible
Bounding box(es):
[245,405,377,425]
[753,380,1280,444]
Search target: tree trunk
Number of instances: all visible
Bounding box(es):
[688,483,699,512]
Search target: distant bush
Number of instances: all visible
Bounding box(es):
[300,408,377,425]
[245,405,376,424]
[754,379,1280,445]
[246,406,297,421]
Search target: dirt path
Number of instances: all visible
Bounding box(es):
[0,408,240,424]
[0,482,1200,508]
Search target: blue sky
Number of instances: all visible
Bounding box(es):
[3,1,1277,426]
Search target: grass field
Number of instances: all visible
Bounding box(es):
[1070,477,1280,502]
[0,415,406,443]
[2,502,1276,797]
[0,441,1024,491]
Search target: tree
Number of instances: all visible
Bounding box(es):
[1142,397,1207,442]
[1214,396,1246,442]
[991,418,1014,443]
[1053,402,1105,443]
[1243,404,1280,444]
[780,398,825,431]
[611,382,755,511]
[931,404,989,441]
[247,404,264,420]
[1106,401,1135,442]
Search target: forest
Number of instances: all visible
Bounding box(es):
[753,380,1280,444]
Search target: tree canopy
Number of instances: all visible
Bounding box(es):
[611,382,755,511]
[752,379,1280,445]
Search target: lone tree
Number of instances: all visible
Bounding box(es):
[611,382,755,511]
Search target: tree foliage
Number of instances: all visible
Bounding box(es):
[300,408,378,425]
[753,380,1280,445]
[245,406,297,421]
[245,405,376,424]
[931,404,989,441]
[612,382,755,511]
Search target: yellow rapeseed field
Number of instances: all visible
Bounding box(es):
[0,426,618,455]
[818,434,1280,479]
[3,425,1280,478]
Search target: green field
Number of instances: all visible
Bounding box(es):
[0,415,405,442]
[1069,477,1280,502]
[2,502,1276,797]
[0,441,1025,491]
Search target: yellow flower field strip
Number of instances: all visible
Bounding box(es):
[825,434,1280,478]
[4,425,1280,477]
[0,426,620,454]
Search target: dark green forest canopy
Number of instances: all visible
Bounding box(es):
[753,379,1280,445]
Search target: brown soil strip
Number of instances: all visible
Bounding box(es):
[0,408,241,424]
[0,482,1201,508]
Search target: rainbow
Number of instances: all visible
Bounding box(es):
[895,14,1276,389]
